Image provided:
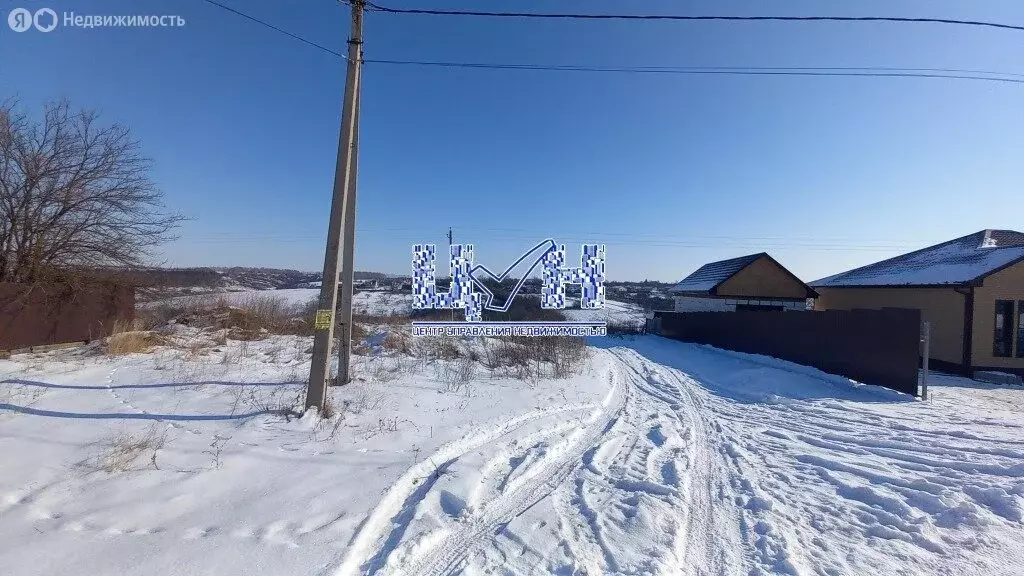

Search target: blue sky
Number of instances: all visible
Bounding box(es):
[3,0,1024,282]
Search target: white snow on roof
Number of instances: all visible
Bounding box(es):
[671,277,720,292]
[813,231,1024,287]
[980,230,999,249]
[670,254,763,293]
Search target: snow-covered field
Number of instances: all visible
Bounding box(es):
[2,334,1023,576]
[563,298,647,328]
[155,289,647,327]
[155,289,413,316]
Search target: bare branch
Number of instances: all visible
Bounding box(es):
[0,99,184,282]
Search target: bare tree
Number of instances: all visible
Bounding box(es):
[0,98,183,283]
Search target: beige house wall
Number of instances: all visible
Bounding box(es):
[972,260,1024,370]
[815,287,965,365]
[717,257,809,299]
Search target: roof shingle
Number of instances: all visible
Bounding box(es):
[811,230,1024,288]
[670,253,765,293]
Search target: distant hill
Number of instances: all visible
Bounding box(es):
[132,267,398,299]
[352,271,392,280]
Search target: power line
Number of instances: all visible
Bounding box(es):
[364,59,1024,84]
[197,1,1024,86]
[178,227,948,247]
[200,0,345,58]
[363,2,1024,33]
[370,61,1024,79]
[370,62,1024,79]
[178,235,923,251]
[180,227,923,243]
[178,239,913,252]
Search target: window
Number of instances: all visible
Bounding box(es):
[1018,302,1024,358]
[993,300,1015,358]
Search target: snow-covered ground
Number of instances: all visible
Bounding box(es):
[155,289,645,325]
[563,298,647,329]
[2,334,1023,575]
[351,291,414,316]
[154,289,413,316]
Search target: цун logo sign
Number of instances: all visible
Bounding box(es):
[412,239,606,322]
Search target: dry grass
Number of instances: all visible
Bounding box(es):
[481,336,588,380]
[112,318,147,332]
[89,426,167,473]
[140,295,382,346]
[136,296,212,330]
[350,323,368,345]
[367,355,406,383]
[606,321,645,337]
[140,294,313,338]
[382,331,413,354]
[105,332,155,355]
[226,381,303,419]
[353,313,415,325]
[419,335,461,361]
[434,355,477,394]
[104,320,165,355]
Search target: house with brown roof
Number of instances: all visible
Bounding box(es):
[670,253,817,312]
[811,230,1024,376]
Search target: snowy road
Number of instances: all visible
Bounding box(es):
[334,338,1024,576]
[3,335,1024,576]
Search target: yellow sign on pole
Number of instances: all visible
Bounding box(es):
[314,309,334,330]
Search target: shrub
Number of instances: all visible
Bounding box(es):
[419,335,461,361]
[105,332,155,355]
[104,319,165,355]
[606,321,645,337]
[91,427,167,473]
[225,295,293,334]
[548,336,589,378]
[434,355,477,394]
[481,336,587,380]
[136,296,208,329]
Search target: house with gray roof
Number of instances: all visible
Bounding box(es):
[670,253,817,313]
[812,230,1024,376]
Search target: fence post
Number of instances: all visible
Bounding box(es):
[921,321,931,400]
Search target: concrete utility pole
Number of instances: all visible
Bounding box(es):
[307,0,364,411]
[336,89,361,386]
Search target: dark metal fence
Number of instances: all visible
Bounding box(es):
[0,282,134,351]
[652,308,922,396]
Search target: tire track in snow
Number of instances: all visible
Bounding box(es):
[622,347,831,575]
[330,369,621,576]
[549,368,646,575]
[388,369,624,576]
[608,347,743,576]
[468,419,583,511]
[339,346,736,576]
[624,338,1024,576]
